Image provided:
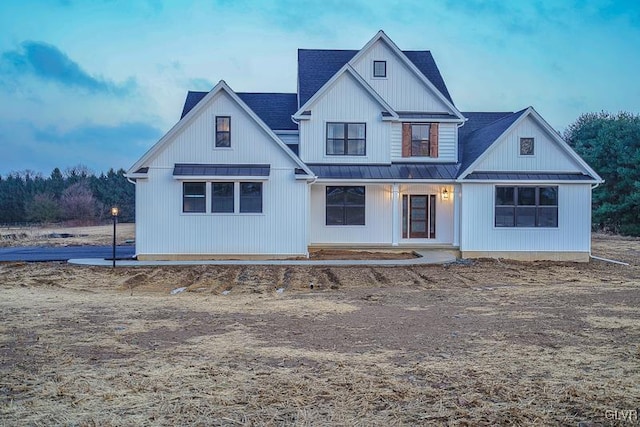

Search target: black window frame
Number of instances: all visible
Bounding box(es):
[411,123,431,157]
[326,122,366,156]
[373,60,387,78]
[183,182,206,213]
[495,186,558,228]
[215,116,231,148]
[211,182,234,213]
[325,186,365,226]
[239,182,263,213]
[519,137,535,156]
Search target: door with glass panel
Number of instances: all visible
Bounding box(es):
[402,194,436,239]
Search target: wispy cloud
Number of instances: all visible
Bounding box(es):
[0,41,136,95]
[34,121,162,147]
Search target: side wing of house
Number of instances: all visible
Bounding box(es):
[458,108,602,261]
[127,82,312,259]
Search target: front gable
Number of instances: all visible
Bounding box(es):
[128,81,312,176]
[296,69,393,164]
[460,108,602,181]
[350,38,453,114]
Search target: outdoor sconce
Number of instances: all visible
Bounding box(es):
[111,207,119,268]
[441,188,450,201]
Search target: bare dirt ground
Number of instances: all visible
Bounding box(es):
[1,233,639,425]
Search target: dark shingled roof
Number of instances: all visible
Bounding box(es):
[180,91,298,131]
[173,164,270,177]
[458,110,527,176]
[466,172,596,181]
[307,163,459,180]
[297,49,453,107]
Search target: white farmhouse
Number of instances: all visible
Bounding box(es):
[127,31,602,261]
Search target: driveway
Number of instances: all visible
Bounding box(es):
[0,245,135,262]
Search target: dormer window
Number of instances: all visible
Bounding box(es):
[373,60,386,78]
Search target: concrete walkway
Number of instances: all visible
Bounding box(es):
[68,250,458,267]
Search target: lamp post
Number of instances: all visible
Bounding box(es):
[111,207,119,268]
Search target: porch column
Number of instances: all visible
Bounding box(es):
[391,183,399,246]
[453,184,460,247]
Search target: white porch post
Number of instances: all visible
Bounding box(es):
[453,184,460,247]
[391,183,399,246]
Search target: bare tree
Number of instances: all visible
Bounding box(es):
[60,182,97,223]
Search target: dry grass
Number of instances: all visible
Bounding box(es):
[0,233,639,425]
[0,223,135,247]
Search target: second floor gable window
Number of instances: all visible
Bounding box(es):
[215,116,231,148]
[326,122,366,156]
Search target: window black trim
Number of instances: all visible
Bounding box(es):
[239,182,263,213]
[373,60,386,78]
[495,186,558,228]
[215,116,231,148]
[211,182,234,213]
[326,186,365,226]
[183,182,206,213]
[519,137,534,156]
[326,122,366,156]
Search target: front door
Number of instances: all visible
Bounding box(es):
[403,194,436,239]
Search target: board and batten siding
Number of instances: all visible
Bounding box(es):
[135,168,308,256]
[350,39,452,113]
[299,72,390,164]
[309,183,455,246]
[310,184,392,245]
[135,89,309,257]
[473,116,583,172]
[390,122,457,162]
[460,183,592,255]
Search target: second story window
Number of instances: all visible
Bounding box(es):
[373,60,386,78]
[402,123,439,158]
[411,124,431,156]
[326,122,366,156]
[215,116,230,148]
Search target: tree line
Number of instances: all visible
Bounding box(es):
[0,166,135,224]
[565,111,640,236]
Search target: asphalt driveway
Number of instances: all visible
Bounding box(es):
[0,245,135,262]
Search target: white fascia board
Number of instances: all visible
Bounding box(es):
[348,31,465,121]
[292,64,398,121]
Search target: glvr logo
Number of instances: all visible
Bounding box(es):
[605,409,638,422]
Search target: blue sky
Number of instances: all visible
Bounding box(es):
[0,0,638,175]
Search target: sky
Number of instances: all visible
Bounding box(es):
[0,0,638,176]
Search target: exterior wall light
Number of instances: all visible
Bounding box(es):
[441,188,450,201]
[111,207,119,268]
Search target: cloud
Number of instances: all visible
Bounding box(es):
[34,121,162,148]
[0,120,162,175]
[1,41,136,95]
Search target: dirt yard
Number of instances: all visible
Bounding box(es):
[1,233,639,425]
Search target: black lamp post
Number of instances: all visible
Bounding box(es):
[111,207,119,268]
